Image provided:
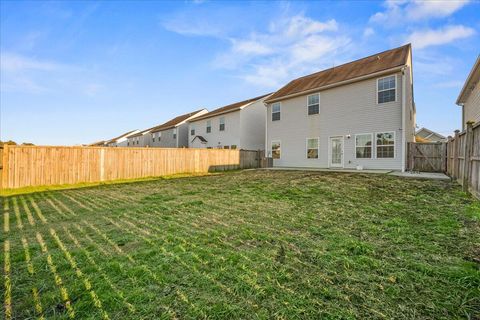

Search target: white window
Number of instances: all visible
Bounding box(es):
[307,94,320,115]
[272,103,281,121]
[190,126,195,136]
[377,75,396,103]
[376,132,395,158]
[271,140,281,159]
[306,138,319,159]
[173,128,177,139]
[219,117,225,131]
[206,120,211,133]
[152,132,156,142]
[355,134,373,159]
[158,132,161,141]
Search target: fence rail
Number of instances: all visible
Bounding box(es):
[0,146,261,190]
[446,121,480,199]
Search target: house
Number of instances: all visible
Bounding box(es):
[127,109,208,148]
[264,44,415,171]
[89,140,106,147]
[415,128,446,143]
[188,93,272,150]
[456,55,480,130]
[105,129,140,147]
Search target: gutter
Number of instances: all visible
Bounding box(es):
[265,65,405,104]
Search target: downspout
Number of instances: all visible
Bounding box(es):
[264,102,268,159]
[401,67,407,172]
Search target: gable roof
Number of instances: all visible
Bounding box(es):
[150,109,207,133]
[191,135,207,143]
[265,44,411,103]
[190,93,272,122]
[105,129,139,144]
[456,55,480,105]
[415,127,447,141]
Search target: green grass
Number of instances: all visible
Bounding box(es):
[1,170,479,319]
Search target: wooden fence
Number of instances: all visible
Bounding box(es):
[0,145,261,190]
[446,121,480,199]
[407,142,446,172]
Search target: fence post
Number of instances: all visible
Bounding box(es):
[100,148,105,182]
[462,122,474,192]
[453,130,460,179]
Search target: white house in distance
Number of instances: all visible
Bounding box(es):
[264,44,415,171]
[105,129,140,147]
[127,109,208,148]
[415,128,447,143]
[149,109,208,148]
[188,93,272,150]
[456,55,480,130]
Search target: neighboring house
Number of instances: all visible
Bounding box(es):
[415,128,447,143]
[456,55,480,130]
[127,109,208,148]
[105,129,140,147]
[188,93,272,150]
[264,44,415,171]
[149,109,208,148]
[89,140,106,147]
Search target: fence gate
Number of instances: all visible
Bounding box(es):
[407,142,447,172]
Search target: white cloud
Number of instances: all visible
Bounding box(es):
[408,25,475,49]
[363,27,375,37]
[370,0,469,24]
[208,14,350,87]
[1,53,61,72]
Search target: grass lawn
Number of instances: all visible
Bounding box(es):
[1,170,479,319]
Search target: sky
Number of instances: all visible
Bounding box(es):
[1,0,479,145]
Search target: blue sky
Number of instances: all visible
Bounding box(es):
[1,0,479,145]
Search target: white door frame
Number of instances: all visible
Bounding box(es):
[329,136,344,168]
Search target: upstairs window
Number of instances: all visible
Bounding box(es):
[191,127,195,136]
[376,132,395,158]
[377,75,396,103]
[206,120,211,133]
[173,129,177,139]
[158,132,161,141]
[306,138,319,159]
[355,134,373,159]
[272,103,281,121]
[307,94,320,115]
[152,132,156,142]
[219,117,225,131]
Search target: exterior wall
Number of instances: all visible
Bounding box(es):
[150,127,178,148]
[177,123,188,147]
[239,98,267,150]
[127,133,150,147]
[266,72,404,170]
[464,81,480,128]
[188,111,241,149]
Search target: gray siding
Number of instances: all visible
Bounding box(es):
[239,98,267,150]
[189,111,241,149]
[266,72,406,170]
[151,127,178,148]
[464,81,480,128]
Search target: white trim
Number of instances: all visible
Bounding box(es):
[306,93,320,115]
[376,74,397,104]
[305,137,320,159]
[374,131,396,159]
[401,69,406,172]
[271,102,281,121]
[354,133,373,159]
[219,116,225,131]
[328,136,344,168]
[271,140,281,160]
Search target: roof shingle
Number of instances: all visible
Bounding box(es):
[265,44,411,103]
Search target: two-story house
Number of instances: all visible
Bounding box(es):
[457,55,480,130]
[105,129,140,147]
[149,109,208,148]
[188,94,272,150]
[264,44,415,171]
[127,109,208,148]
